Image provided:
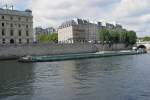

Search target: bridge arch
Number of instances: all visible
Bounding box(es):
[137,45,147,49]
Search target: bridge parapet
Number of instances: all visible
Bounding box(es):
[136,41,150,50]
[137,41,150,44]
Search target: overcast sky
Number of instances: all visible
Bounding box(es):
[0,0,150,37]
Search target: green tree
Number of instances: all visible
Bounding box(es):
[48,33,58,42]
[37,34,48,42]
[110,29,120,44]
[127,31,137,45]
[99,28,137,46]
[99,28,111,44]
[143,36,150,41]
[37,33,58,43]
[119,29,127,43]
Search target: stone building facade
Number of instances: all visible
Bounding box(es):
[58,19,100,43]
[58,19,123,44]
[0,8,33,44]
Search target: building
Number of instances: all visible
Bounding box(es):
[58,18,126,44]
[58,19,100,43]
[115,24,123,29]
[0,7,33,44]
[106,23,115,29]
[35,27,56,36]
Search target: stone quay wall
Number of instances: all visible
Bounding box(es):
[95,43,132,51]
[0,43,131,60]
[0,43,97,60]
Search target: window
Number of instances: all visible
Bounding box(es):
[19,39,22,44]
[10,17,13,20]
[26,25,28,28]
[2,23,4,27]
[2,38,5,44]
[18,17,21,21]
[18,24,21,28]
[26,30,29,36]
[26,18,28,22]
[27,39,29,44]
[18,30,22,36]
[2,29,5,36]
[2,16,4,19]
[10,23,13,27]
[10,39,15,44]
[10,30,14,36]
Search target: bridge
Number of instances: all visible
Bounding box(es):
[137,41,150,50]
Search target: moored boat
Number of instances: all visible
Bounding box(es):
[18,51,140,63]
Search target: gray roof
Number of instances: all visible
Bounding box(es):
[0,8,32,17]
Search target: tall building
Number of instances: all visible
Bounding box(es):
[0,7,33,44]
[58,19,99,43]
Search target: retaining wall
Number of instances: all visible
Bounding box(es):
[0,43,131,60]
[95,43,132,51]
[0,43,97,60]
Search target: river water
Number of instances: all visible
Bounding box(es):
[0,54,150,100]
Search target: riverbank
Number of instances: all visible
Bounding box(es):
[0,43,131,60]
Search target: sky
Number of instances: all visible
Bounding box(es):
[0,0,150,37]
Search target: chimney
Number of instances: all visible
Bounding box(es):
[12,5,14,10]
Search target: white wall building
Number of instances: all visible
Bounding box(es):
[58,19,100,43]
[0,8,33,44]
[58,19,124,44]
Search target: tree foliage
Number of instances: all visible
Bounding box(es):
[143,36,150,41]
[37,33,58,43]
[110,30,120,44]
[127,31,137,45]
[99,28,111,44]
[99,28,137,46]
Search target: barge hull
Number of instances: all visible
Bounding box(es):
[18,51,140,63]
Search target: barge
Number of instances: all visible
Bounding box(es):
[18,51,141,63]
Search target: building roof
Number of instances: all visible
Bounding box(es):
[0,8,32,17]
[59,18,99,28]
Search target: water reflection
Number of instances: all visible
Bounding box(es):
[0,61,35,99]
[58,57,133,100]
[0,54,150,100]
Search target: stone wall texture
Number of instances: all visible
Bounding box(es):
[0,43,97,60]
[0,43,130,60]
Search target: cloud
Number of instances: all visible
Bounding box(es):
[1,0,149,36]
[110,0,150,36]
[0,0,21,5]
[113,0,150,17]
[0,0,29,10]
[30,0,120,27]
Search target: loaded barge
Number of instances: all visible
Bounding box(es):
[18,51,142,63]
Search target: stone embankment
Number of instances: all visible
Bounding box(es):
[0,43,131,60]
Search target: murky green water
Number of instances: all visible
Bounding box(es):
[0,54,150,100]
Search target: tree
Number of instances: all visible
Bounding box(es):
[48,33,58,43]
[143,36,150,41]
[99,28,137,46]
[37,33,58,43]
[99,28,111,44]
[110,29,120,44]
[119,29,127,43]
[127,31,137,45]
[37,34,48,42]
